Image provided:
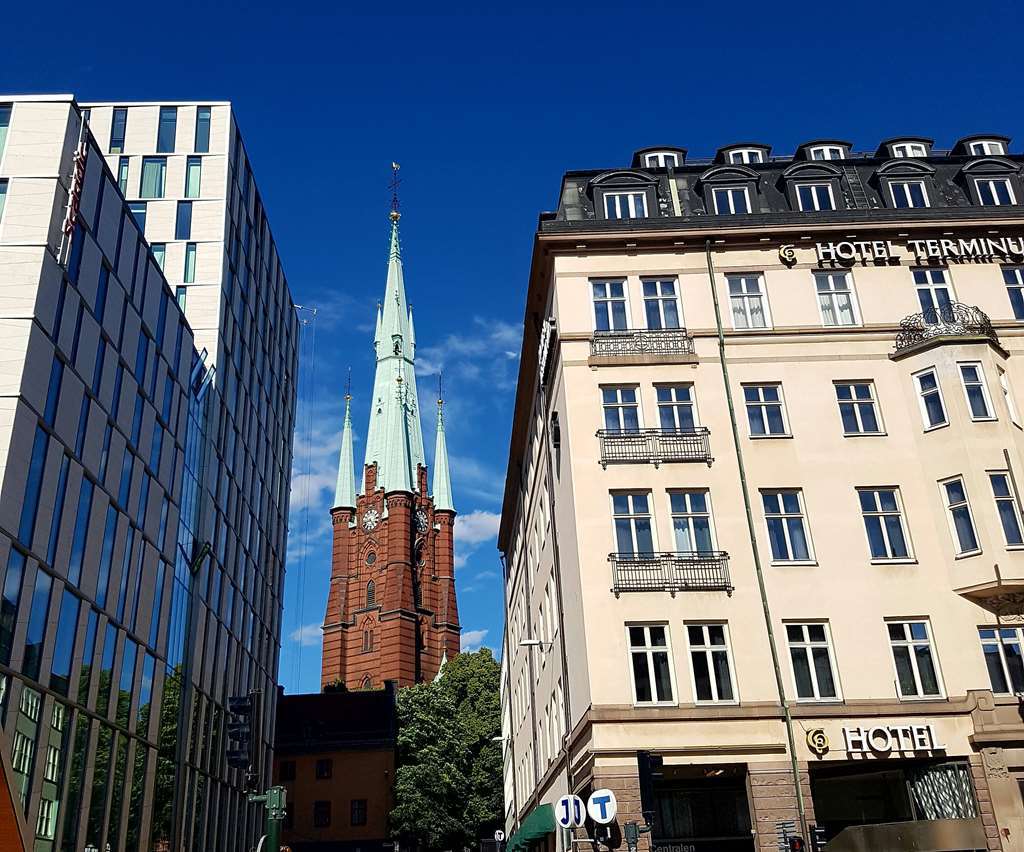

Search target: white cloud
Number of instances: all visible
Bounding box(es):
[455,510,500,546]
[289,623,323,647]
[461,628,489,652]
[454,552,469,570]
[415,317,521,391]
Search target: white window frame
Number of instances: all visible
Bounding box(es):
[834,381,883,435]
[857,487,914,562]
[643,151,679,168]
[988,471,1024,548]
[728,148,764,164]
[712,185,751,215]
[969,140,1006,156]
[1003,266,1024,320]
[685,622,738,704]
[728,273,772,329]
[889,180,930,209]
[975,177,1016,207]
[957,361,996,421]
[591,279,630,332]
[601,385,642,433]
[611,491,657,555]
[604,191,648,219]
[886,619,945,699]
[809,145,845,161]
[656,384,698,431]
[641,277,683,329]
[940,475,982,557]
[668,490,717,553]
[796,182,836,212]
[785,622,842,702]
[626,623,677,706]
[998,367,1022,428]
[979,626,1024,694]
[892,142,927,158]
[762,488,815,563]
[744,383,789,437]
[912,267,955,315]
[814,270,860,326]
[913,368,948,430]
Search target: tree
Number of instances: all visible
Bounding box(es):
[391,649,503,851]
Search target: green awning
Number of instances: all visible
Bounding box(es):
[507,803,555,852]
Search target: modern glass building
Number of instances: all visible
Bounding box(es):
[0,94,298,851]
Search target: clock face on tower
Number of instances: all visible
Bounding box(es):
[362,508,380,531]
[415,510,429,533]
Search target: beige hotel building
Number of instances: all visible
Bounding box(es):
[499,136,1024,852]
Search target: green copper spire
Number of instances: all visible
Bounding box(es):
[432,397,454,512]
[334,387,357,509]
[361,206,426,493]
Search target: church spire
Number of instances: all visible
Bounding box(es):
[362,165,426,493]
[432,390,454,512]
[334,376,356,509]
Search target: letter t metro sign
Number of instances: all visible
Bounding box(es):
[587,789,618,825]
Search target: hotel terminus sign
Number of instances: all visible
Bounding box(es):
[779,235,1024,266]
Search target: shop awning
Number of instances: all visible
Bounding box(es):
[507,804,555,852]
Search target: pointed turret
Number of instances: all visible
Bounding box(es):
[432,397,454,512]
[408,305,416,357]
[373,302,382,357]
[334,391,357,509]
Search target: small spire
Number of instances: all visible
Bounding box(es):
[389,161,401,224]
[432,378,454,512]
[334,377,357,509]
[408,303,416,355]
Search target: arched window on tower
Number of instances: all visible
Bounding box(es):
[362,629,374,652]
[361,674,372,690]
[366,580,376,608]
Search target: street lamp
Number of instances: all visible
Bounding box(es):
[518,638,553,649]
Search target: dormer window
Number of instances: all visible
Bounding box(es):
[604,191,648,219]
[969,139,1006,156]
[809,145,845,161]
[643,151,680,168]
[729,148,764,165]
[892,143,928,158]
[890,180,930,209]
[712,186,751,215]
[796,183,835,212]
[976,178,1016,206]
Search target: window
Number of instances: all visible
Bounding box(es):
[627,625,674,704]
[786,623,839,700]
[728,149,763,164]
[592,280,628,331]
[0,180,7,223]
[942,477,980,555]
[989,472,1023,546]
[887,620,942,698]
[313,801,331,828]
[601,386,639,432]
[998,367,1022,428]
[151,243,166,270]
[365,580,375,607]
[1004,267,1024,319]
[0,550,25,666]
[642,278,680,329]
[657,385,696,431]
[23,571,52,681]
[643,152,679,168]
[744,384,787,436]
[139,157,166,199]
[156,106,177,153]
[686,624,735,703]
[670,491,714,552]
[969,140,1006,156]
[19,427,49,545]
[762,490,812,562]
[912,268,953,319]
[175,286,188,310]
[979,627,1024,694]
[914,369,947,429]
[129,202,146,234]
[809,146,844,161]
[835,382,881,434]
[114,157,129,196]
[184,243,197,283]
[814,271,858,326]
[351,799,368,826]
[712,186,750,215]
[892,142,927,158]
[728,274,769,328]
[44,356,63,426]
[890,180,929,208]
[175,201,192,240]
[185,157,201,198]
[50,589,79,696]
[0,105,10,162]
[278,760,295,782]
[958,362,994,420]
[194,106,211,153]
[858,488,911,560]
[976,177,1016,206]
[796,183,835,211]
[604,191,647,219]
[612,493,654,555]
[315,758,333,779]
[109,108,127,153]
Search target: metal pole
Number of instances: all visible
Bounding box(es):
[703,240,808,841]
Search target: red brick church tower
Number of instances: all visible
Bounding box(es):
[321,206,460,690]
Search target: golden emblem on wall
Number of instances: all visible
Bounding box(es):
[806,728,830,758]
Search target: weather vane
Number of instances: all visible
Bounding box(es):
[389,162,401,222]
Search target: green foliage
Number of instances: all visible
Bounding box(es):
[391,649,503,851]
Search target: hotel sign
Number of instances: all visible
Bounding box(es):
[843,724,946,756]
[780,235,1024,266]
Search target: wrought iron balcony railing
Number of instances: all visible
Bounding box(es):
[610,551,732,596]
[591,328,695,359]
[895,302,998,353]
[597,428,712,467]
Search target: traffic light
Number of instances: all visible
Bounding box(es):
[637,750,663,826]
[787,837,806,852]
[226,694,254,770]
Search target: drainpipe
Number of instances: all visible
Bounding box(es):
[499,552,520,831]
[703,240,809,841]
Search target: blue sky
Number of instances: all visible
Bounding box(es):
[3,0,1022,694]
